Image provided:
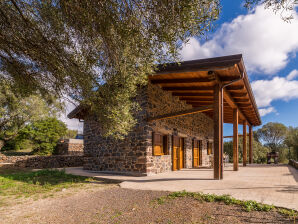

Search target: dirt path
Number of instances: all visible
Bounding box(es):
[0,185,293,224]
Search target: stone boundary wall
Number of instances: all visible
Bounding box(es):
[55,139,84,155]
[0,154,84,168]
[289,159,298,169]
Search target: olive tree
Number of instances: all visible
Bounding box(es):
[0,0,296,139]
[257,122,288,152]
[0,80,63,147]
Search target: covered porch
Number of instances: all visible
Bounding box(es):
[148,54,261,180]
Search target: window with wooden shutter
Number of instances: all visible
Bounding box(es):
[152,133,169,156]
[163,135,169,155]
[207,141,213,155]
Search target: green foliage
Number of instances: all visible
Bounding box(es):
[244,0,297,21]
[0,80,64,145]
[257,122,288,151]
[1,138,33,152]
[0,0,221,139]
[224,138,269,164]
[63,129,78,139]
[0,169,96,197]
[252,141,270,163]
[20,118,67,155]
[154,190,297,218]
[285,127,298,161]
[0,1,296,139]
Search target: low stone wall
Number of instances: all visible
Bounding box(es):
[289,159,298,169]
[55,139,84,155]
[0,154,84,168]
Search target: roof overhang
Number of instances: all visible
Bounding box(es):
[68,54,261,126]
[67,104,88,120]
[149,54,261,126]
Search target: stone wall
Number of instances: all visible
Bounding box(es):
[83,87,150,175]
[289,159,298,169]
[55,139,84,155]
[0,154,84,168]
[145,83,214,174]
[82,83,214,176]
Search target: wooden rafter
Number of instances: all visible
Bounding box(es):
[148,54,261,126]
[151,77,213,84]
[150,76,242,84]
[147,105,213,122]
[162,86,214,91]
[172,92,213,96]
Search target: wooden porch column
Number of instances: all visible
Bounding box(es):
[233,109,239,171]
[213,84,223,180]
[243,121,247,166]
[249,125,253,164]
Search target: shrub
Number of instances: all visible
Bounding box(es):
[20,118,67,155]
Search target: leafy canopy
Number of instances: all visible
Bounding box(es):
[0,80,64,141]
[224,137,269,164]
[20,117,67,155]
[0,0,296,139]
[256,122,288,151]
[284,127,298,161]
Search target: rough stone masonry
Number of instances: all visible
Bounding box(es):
[83,82,214,176]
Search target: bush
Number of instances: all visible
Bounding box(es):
[20,118,67,155]
[224,138,269,164]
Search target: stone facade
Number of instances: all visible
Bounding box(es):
[55,139,84,155]
[146,83,214,174]
[83,89,150,176]
[82,83,214,175]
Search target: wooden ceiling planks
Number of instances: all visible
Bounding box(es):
[149,54,261,126]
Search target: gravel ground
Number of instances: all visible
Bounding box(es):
[0,185,293,224]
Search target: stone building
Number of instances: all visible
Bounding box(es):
[68,55,261,179]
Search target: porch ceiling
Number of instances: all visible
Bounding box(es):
[149,54,261,126]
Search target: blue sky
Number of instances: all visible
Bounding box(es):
[62,1,298,135]
[180,1,298,136]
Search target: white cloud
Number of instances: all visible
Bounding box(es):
[181,5,298,75]
[251,77,298,108]
[287,69,298,80]
[251,76,298,116]
[259,107,276,116]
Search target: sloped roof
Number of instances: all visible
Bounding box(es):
[68,54,261,126]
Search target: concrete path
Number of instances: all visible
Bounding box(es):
[65,164,298,210]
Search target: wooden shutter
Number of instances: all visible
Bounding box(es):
[152,132,163,156]
[199,140,203,166]
[162,135,169,155]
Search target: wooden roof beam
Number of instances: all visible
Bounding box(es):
[212,72,248,124]
[162,86,214,91]
[179,96,213,101]
[163,85,244,91]
[147,105,213,122]
[151,77,213,84]
[172,92,213,97]
[150,76,242,84]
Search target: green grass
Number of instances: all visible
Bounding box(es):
[154,190,297,219]
[0,169,96,198]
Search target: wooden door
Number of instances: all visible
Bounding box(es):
[179,138,184,169]
[193,140,199,168]
[172,136,179,171]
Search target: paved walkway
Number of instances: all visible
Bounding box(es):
[65,164,298,210]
